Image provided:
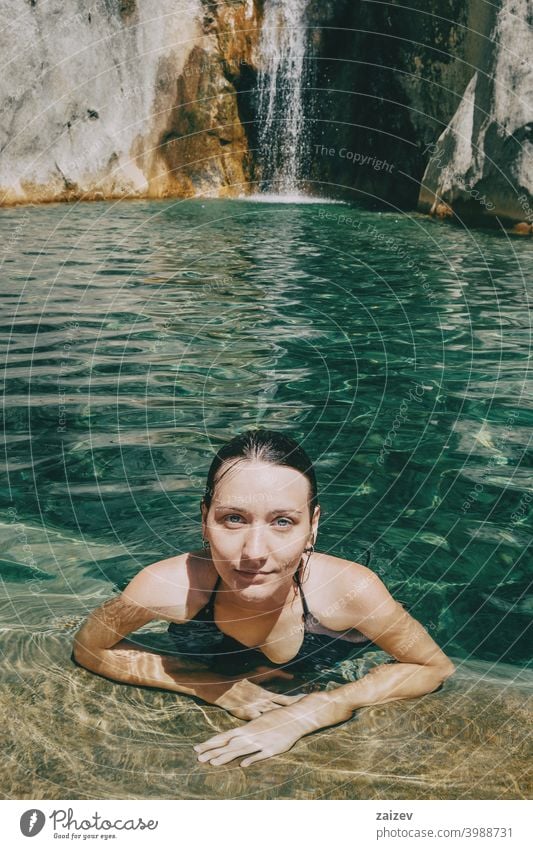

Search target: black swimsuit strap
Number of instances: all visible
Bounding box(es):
[205,573,222,617]
[293,566,311,619]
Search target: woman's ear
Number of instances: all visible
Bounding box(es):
[311,503,320,544]
[200,500,208,534]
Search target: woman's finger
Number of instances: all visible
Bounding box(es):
[272,693,306,706]
[239,708,261,720]
[269,669,294,680]
[258,703,283,713]
[197,744,238,763]
[241,750,272,767]
[197,747,228,763]
[257,699,284,710]
[209,745,262,766]
[198,737,260,764]
[194,730,238,754]
[239,700,282,718]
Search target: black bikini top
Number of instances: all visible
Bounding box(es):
[167,551,373,667]
[195,547,372,632]
[191,561,369,642]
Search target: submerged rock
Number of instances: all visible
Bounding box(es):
[432,202,454,219]
[1,615,531,799]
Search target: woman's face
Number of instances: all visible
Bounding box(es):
[201,460,320,603]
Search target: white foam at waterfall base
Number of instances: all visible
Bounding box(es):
[242,192,344,204]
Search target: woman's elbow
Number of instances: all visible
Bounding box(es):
[72,643,89,669]
[440,660,456,680]
[72,637,100,671]
[429,660,456,689]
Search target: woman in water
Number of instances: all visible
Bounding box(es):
[74,429,455,767]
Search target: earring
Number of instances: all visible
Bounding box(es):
[295,542,314,585]
[202,538,210,549]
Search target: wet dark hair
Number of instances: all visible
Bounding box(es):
[202,429,318,518]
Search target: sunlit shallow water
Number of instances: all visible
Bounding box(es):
[0,198,531,798]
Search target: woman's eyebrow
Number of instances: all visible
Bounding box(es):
[214,505,303,515]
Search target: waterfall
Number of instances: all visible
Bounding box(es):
[256,0,311,196]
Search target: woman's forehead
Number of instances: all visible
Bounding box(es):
[213,459,310,505]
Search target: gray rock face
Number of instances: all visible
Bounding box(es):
[0,0,257,204]
[0,0,200,202]
[419,0,533,223]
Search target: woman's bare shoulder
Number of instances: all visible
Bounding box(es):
[310,550,377,586]
[307,551,388,627]
[120,550,217,619]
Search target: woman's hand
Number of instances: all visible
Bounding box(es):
[194,691,354,766]
[213,666,306,720]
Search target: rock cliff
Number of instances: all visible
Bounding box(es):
[0,0,531,222]
[418,0,533,224]
[308,0,532,224]
[0,0,259,204]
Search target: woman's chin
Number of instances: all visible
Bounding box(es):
[231,571,280,600]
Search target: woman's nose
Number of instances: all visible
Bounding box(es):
[242,524,268,560]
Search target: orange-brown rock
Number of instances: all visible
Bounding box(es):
[155,44,253,199]
[511,221,532,234]
[432,202,454,218]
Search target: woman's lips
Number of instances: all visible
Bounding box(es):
[235,569,271,577]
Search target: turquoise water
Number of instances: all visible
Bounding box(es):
[1,197,531,800]
[1,197,531,679]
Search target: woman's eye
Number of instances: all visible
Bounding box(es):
[223,515,293,527]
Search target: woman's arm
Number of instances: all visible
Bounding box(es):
[327,565,456,710]
[195,565,455,765]
[73,562,301,719]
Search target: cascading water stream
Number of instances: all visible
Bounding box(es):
[255,0,311,196]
